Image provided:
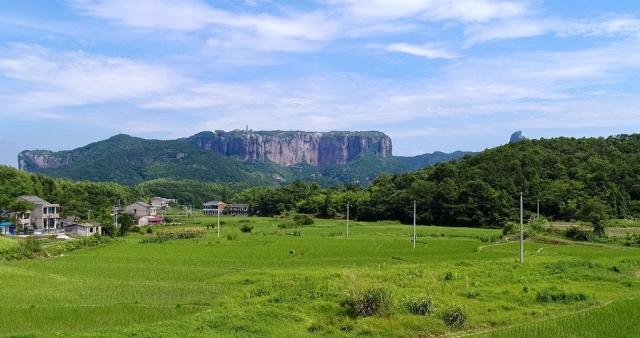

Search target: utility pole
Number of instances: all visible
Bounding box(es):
[413,200,417,249]
[87,209,91,221]
[217,205,221,238]
[520,192,524,264]
[537,198,540,219]
[346,202,350,238]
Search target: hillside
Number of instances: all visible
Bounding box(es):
[357,133,640,226]
[18,131,472,185]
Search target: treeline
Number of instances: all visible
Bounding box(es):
[0,165,144,223]
[233,134,640,227]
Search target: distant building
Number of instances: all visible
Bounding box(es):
[150,197,176,209]
[202,201,226,215]
[64,222,102,237]
[18,195,62,234]
[123,202,157,220]
[228,204,250,216]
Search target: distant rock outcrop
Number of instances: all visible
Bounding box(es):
[510,131,524,144]
[187,130,392,167]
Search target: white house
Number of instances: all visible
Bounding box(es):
[64,223,102,237]
[18,195,61,234]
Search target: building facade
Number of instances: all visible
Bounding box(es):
[18,196,61,233]
[202,201,226,215]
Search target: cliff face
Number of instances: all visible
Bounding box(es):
[18,150,72,171]
[187,130,392,166]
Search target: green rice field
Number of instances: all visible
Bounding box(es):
[1,216,639,337]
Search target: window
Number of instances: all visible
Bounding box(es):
[43,207,47,214]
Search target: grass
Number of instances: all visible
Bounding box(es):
[477,297,640,338]
[0,236,17,250]
[0,216,639,337]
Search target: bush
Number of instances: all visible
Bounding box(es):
[240,224,253,233]
[226,232,238,241]
[140,228,204,244]
[442,306,468,329]
[403,295,435,315]
[566,227,592,241]
[146,227,153,234]
[277,221,296,229]
[342,286,393,317]
[443,271,455,281]
[502,221,518,236]
[536,288,588,303]
[293,214,314,226]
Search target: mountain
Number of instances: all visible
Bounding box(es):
[187,130,392,166]
[18,130,472,185]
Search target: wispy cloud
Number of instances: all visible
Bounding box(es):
[0,44,180,112]
[382,43,458,59]
[466,15,640,44]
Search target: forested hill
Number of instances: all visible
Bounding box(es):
[17,132,471,186]
[356,134,640,226]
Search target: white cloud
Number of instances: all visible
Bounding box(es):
[466,15,640,44]
[0,44,179,112]
[328,0,528,22]
[383,43,458,59]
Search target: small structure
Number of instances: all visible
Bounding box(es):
[0,221,15,235]
[64,222,102,237]
[18,196,62,234]
[228,204,250,216]
[137,215,164,226]
[150,197,176,209]
[123,202,157,220]
[202,201,226,216]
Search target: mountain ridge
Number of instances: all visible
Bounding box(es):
[18,130,473,185]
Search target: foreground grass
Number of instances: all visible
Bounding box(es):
[478,297,640,338]
[1,217,639,337]
[0,236,16,250]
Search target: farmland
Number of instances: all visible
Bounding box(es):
[1,216,639,337]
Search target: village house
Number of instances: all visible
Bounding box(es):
[228,204,250,216]
[18,195,62,234]
[150,197,176,209]
[64,222,102,237]
[202,201,226,215]
[123,202,163,225]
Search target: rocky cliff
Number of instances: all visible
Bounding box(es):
[18,150,72,171]
[187,130,392,166]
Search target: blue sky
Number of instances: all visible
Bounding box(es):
[1,0,640,166]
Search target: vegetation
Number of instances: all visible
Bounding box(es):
[342,285,393,318]
[1,216,639,337]
[21,133,469,186]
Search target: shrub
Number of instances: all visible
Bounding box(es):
[502,221,518,236]
[442,306,468,329]
[403,295,435,315]
[226,232,238,241]
[443,271,455,281]
[342,286,393,317]
[293,214,314,226]
[140,228,204,244]
[536,288,588,303]
[240,224,253,233]
[146,227,153,234]
[566,227,592,241]
[277,221,296,229]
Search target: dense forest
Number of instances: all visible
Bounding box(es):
[2,134,640,229]
[233,134,640,227]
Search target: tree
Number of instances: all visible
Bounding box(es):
[578,199,609,237]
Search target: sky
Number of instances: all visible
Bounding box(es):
[1,0,640,167]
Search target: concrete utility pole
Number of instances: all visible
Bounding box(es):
[520,192,524,264]
[537,198,540,219]
[217,206,221,238]
[413,200,417,249]
[346,202,350,238]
